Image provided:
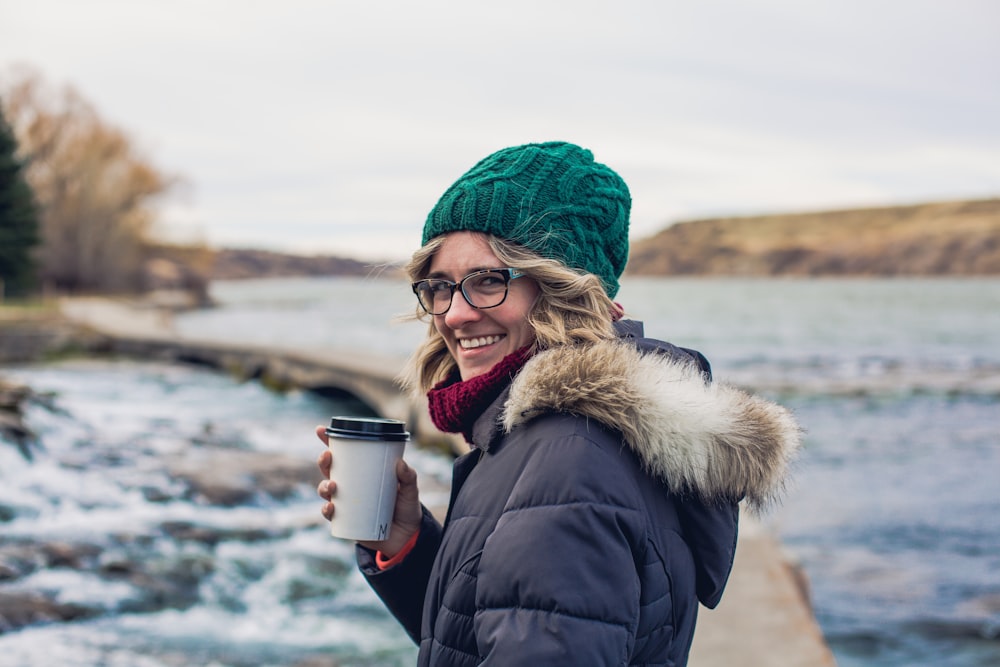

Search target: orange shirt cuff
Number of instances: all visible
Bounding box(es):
[375,529,420,570]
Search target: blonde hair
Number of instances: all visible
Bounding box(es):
[399,232,619,393]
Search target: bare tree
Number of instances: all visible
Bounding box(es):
[1,66,175,293]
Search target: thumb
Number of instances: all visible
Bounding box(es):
[396,459,419,497]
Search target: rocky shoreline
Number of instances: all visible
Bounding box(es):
[0,303,339,638]
[0,312,97,459]
[0,447,326,635]
[0,341,332,637]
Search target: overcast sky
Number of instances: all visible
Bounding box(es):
[2,0,998,261]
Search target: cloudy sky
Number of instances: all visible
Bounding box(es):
[2,0,998,261]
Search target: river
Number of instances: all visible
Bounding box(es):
[1,276,998,666]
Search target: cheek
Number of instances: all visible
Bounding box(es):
[432,317,451,340]
[506,313,536,345]
[511,293,539,342]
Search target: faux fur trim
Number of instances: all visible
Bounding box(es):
[502,341,801,512]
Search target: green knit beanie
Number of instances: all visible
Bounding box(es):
[422,141,631,298]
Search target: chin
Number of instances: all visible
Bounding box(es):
[457,365,488,381]
[457,356,500,381]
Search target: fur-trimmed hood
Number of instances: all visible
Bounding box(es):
[502,337,801,513]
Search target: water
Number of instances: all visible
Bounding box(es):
[2,276,999,666]
[0,358,447,667]
[168,275,427,359]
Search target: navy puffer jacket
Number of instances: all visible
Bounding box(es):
[359,323,800,666]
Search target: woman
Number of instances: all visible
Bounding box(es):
[316,141,801,666]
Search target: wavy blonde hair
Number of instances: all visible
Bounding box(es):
[399,232,619,394]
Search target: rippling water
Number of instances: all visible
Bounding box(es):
[0,358,453,666]
[2,276,999,666]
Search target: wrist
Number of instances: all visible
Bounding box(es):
[375,529,420,570]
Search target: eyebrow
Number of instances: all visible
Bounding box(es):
[425,267,498,280]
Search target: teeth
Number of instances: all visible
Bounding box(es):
[460,335,503,349]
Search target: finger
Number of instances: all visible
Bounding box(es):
[314,425,329,445]
[321,501,334,521]
[397,458,417,485]
[316,479,336,501]
[396,460,419,501]
[317,449,332,478]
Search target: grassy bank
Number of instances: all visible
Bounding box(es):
[627,197,1000,276]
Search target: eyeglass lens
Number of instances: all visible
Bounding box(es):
[414,270,513,315]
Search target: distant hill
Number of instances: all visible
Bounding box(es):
[626,198,1000,276]
[209,248,397,280]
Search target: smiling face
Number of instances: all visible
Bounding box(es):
[426,232,539,381]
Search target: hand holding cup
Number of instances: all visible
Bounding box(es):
[315,420,422,557]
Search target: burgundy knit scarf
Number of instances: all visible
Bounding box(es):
[426,346,533,444]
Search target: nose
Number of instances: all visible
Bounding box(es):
[442,288,481,328]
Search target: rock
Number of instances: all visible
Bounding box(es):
[159,520,293,546]
[0,592,97,633]
[0,503,17,523]
[1,376,66,460]
[103,551,215,613]
[168,449,323,507]
[0,535,218,622]
[0,378,35,452]
[0,539,104,582]
[0,543,41,581]
[41,541,104,569]
[0,316,108,364]
[0,410,33,452]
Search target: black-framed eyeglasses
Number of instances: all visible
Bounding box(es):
[411,268,526,316]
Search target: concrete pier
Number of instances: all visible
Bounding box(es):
[49,296,837,666]
[54,297,463,452]
[689,515,837,666]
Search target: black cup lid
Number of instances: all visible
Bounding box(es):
[326,416,409,441]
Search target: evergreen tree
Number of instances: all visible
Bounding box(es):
[0,103,39,298]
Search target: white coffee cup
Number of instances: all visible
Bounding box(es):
[325,416,409,541]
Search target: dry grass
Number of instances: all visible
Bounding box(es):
[626,198,1000,276]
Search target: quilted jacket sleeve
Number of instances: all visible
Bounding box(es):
[358,505,442,644]
[473,426,647,665]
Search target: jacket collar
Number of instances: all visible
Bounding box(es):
[498,334,801,513]
[468,385,511,454]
